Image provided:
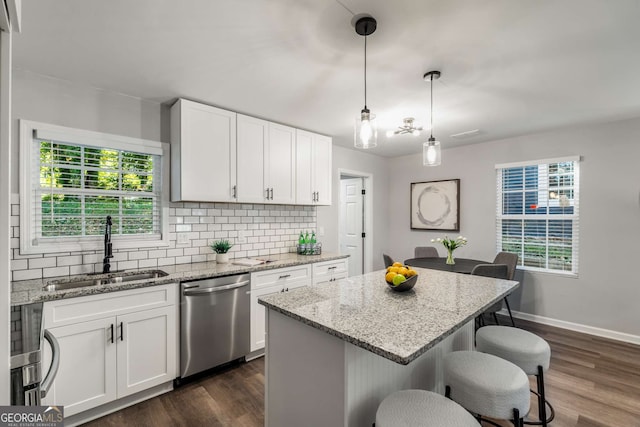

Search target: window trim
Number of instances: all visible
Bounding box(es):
[20,119,170,254]
[495,156,580,277]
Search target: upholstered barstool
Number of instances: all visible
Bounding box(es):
[476,326,555,426]
[443,351,530,427]
[375,389,480,427]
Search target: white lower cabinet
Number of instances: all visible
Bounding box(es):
[116,306,176,397]
[43,318,117,415]
[312,259,349,285]
[42,284,177,417]
[249,265,311,352]
[250,284,282,352]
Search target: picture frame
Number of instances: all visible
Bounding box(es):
[410,179,460,231]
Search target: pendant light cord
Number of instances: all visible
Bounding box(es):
[430,75,434,138]
[364,35,367,109]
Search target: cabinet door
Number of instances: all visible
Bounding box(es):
[312,134,332,205]
[267,123,296,204]
[295,129,314,204]
[116,306,177,398]
[42,318,117,416]
[237,114,268,203]
[171,99,237,202]
[250,285,283,352]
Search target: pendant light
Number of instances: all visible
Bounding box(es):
[423,70,441,166]
[354,16,377,149]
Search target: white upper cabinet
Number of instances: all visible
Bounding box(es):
[237,117,296,204]
[170,98,237,202]
[237,114,268,203]
[296,129,332,205]
[171,98,331,205]
[267,123,296,204]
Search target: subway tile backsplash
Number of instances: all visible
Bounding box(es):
[10,194,317,282]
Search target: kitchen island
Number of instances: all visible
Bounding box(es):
[259,267,519,427]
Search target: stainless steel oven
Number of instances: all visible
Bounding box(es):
[10,302,60,405]
[179,273,250,379]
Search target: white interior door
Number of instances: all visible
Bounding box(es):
[340,178,363,276]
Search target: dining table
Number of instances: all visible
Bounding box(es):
[404,257,488,274]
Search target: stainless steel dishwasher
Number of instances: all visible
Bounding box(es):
[180,273,250,379]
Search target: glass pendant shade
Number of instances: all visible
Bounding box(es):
[423,138,441,166]
[354,108,377,149]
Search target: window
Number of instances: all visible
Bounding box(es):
[20,120,169,253]
[496,156,580,275]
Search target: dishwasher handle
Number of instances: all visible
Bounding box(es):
[183,280,250,296]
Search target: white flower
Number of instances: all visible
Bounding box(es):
[430,239,435,242]
[436,238,442,242]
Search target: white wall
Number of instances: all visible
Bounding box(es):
[388,118,640,336]
[317,145,390,271]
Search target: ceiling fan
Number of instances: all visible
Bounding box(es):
[386,117,424,137]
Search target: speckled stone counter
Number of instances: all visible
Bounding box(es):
[259,267,519,365]
[10,252,348,306]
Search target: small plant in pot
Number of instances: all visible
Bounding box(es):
[211,239,233,264]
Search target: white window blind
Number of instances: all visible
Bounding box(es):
[496,156,580,275]
[20,120,169,254]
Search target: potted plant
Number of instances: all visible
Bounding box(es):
[211,239,233,264]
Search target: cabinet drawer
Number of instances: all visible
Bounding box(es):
[251,265,311,290]
[44,284,177,328]
[312,259,349,277]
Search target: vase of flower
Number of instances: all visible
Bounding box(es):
[432,235,468,266]
[446,248,455,265]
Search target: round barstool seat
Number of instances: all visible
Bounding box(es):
[476,326,550,374]
[476,326,554,426]
[375,389,480,427]
[444,351,530,426]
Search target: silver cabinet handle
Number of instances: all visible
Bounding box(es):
[279,274,291,279]
[270,188,274,200]
[232,185,237,198]
[109,323,114,343]
[41,329,60,399]
[316,191,319,202]
[265,188,270,200]
[183,280,250,296]
[328,266,337,270]
[119,322,124,342]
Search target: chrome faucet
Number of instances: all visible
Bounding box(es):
[103,215,113,273]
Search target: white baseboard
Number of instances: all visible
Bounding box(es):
[499,309,640,346]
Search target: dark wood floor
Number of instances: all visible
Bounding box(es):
[84,317,640,427]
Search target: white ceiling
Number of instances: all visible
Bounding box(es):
[11,0,640,157]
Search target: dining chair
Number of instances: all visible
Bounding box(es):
[471,264,511,326]
[383,254,394,268]
[492,252,519,326]
[414,246,439,258]
[494,252,518,281]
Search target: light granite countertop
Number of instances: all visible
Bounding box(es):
[11,252,349,306]
[259,268,519,365]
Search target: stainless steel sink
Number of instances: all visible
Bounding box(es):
[43,270,168,292]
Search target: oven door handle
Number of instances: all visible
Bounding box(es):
[40,329,60,399]
[183,280,250,296]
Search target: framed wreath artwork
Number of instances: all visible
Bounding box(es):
[410,179,460,231]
